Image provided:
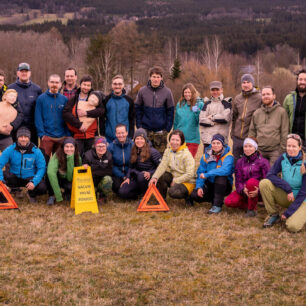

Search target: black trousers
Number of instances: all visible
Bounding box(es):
[190,176,232,207]
[75,138,94,158]
[4,172,47,198]
[112,176,124,194]
[47,174,72,197]
[232,136,244,166]
[156,172,189,200]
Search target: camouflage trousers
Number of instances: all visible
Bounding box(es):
[146,130,168,154]
[94,175,113,196]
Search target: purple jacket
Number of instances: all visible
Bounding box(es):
[235,152,270,194]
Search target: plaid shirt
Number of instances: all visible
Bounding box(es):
[62,85,78,100]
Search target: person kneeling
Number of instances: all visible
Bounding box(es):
[119,128,161,199]
[47,137,82,205]
[149,130,195,202]
[260,134,306,232]
[83,137,113,203]
[225,137,270,217]
[0,127,47,203]
[190,134,234,214]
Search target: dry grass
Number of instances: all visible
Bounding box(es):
[0,194,305,305]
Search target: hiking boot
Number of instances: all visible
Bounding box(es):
[263,214,280,228]
[208,206,222,214]
[245,210,257,218]
[27,193,37,204]
[46,196,55,206]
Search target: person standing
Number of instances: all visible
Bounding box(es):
[8,62,42,144]
[249,86,289,166]
[173,83,204,157]
[135,66,174,154]
[61,67,78,100]
[199,81,232,152]
[283,69,306,151]
[231,74,261,164]
[35,74,70,157]
[103,75,135,143]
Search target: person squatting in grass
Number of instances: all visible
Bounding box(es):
[107,123,133,194]
[46,137,82,205]
[149,129,195,202]
[173,83,204,157]
[189,134,234,214]
[0,126,46,203]
[83,136,113,204]
[225,137,270,217]
[118,128,161,199]
[260,134,306,232]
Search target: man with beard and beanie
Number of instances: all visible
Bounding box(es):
[102,75,134,143]
[35,74,70,157]
[0,127,47,203]
[8,63,42,145]
[135,66,174,154]
[231,74,261,164]
[283,69,306,151]
[249,86,289,166]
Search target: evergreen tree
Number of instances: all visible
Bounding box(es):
[171,57,181,80]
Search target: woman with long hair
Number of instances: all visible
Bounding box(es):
[260,134,306,232]
[118,128,161,199]
[46,137,82,204]
[173,83,204,157]
[149,129,195,202]
[225,137,270,217]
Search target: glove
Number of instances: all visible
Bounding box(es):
[192,105,199,112]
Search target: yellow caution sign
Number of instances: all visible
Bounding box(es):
[71,166,99,215]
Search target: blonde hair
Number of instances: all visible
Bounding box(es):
[2,89,18,102]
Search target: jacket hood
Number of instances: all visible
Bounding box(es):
[111,88,126,99]
[15,142,35,154]
[260,100,280,113]
[46,89,60,97]
[170,142,187,153]
[242,151,261,163]
[242,87,259,97]
[16,78,32,88]
[147,80,164,90]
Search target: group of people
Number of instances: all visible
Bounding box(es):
[0,63,305,233]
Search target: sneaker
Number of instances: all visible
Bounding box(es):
[46,196,55,206]
[245,210,257,218]
[263,214,280,228]
[208,206,222,214]
[27,193,37,204]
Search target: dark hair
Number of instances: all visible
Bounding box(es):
[55,142,81,172]
[130,141,151,164]
[79,75,93,85]
[169,129,185,145]
[297,69,306,79]
[148,66,163,77]
[115,123,127,132]
[179,83,199,109]
[262,85,275,94]
[65,67,77,76]
[0,70,5,78]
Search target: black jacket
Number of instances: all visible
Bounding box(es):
[83,148,112,178]
[62,88,105,129]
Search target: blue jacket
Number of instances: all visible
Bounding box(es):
[103,90,135,143]
[195,145,234,189]
[135,81,174,132]
[35,90,70,138]
[8,79,42,129]
[108,138,133,178]
[173,98,204,144]
[0,142,46,186]
[267,152,306,218]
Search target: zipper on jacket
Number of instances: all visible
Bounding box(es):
[122,143,125,175]
[153,90,156,108]
[20,153,24,177]
[240,97,248,138]
[292,168,296,178]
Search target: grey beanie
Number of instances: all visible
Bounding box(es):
[134,128,148,142]
[241,74,255,86]
[63,137,76,146]
[16,126,31,139]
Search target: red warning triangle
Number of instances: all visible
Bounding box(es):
[137,183,169,212]
[0,182,18,210]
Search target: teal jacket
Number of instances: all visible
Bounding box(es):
[173,98,204,144]
[283,90,306,137]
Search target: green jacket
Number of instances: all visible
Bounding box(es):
[152,143,195,184]
[47,153,82,202]
[283,90,306,137]
[249,101,289,152]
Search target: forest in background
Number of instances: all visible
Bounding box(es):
[0,0,304,102]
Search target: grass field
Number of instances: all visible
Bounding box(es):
[0,194,304,305]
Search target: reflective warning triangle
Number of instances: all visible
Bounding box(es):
[137,183,169,212]
[0,182,18,210]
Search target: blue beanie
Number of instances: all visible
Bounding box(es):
[211,134,225,146]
